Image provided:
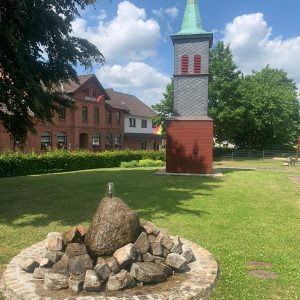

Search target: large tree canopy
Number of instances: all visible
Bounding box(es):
[234,66,299,149]
[209,42,299,149]
[208,41,242,144]
[0,0,104,145]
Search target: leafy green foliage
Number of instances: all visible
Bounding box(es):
[120,159,165,168]
[0,150,166,177]
[235,66,299,149]
[137,159,165,167]
[120,160,139,168]
[151,78,174,135]
[208,41,242,144]
[0,0,104,145]
[209,42,300,149]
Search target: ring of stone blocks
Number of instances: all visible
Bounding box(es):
[1,239,219,300]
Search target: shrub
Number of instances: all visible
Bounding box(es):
[0,150,166,178]
[120,159,165,168]
[120,160,139,168]
[137,159,165,167]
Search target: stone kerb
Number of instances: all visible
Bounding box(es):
[1,239,219,300]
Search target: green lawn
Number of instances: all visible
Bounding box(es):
[0,163,299,299]
[215,158,300,170]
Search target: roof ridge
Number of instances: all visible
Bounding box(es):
[105,89,139,98]
[105,88,156,117]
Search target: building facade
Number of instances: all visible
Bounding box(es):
[105,89,162,150]
[166,0,214,174]
[0,75,126,152]
[0,74,161,152]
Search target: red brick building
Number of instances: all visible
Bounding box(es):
[0,75,127,152]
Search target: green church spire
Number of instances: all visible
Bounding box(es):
[177,0,208,35]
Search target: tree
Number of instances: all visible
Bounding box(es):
[151,78,174,135]
[208,41,242,144]
[0,0,104,146]
[234,66,299,149]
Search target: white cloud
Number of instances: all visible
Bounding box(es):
[71,1,161,64]
[153,6,179,18]
[97,62,170,106]
[223,13,300,87]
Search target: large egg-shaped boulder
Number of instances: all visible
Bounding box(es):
[85,197,141,257]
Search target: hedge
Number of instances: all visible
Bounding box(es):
[120,159,165,168]
[0,150,166,178]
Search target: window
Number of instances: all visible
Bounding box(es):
[41,131,52,150]
[181,55,189,74]
[115,112,121,126]
[194,55,201,74]
[105,133,113,149]
[57,131,67,149]
[92,133,100,146]
[86,88,89,96]
[141,119,147,128]
[106,110,112,126]
[82,106,88,121]
[94,107,99,122]
[114,134,121,149]
[58,105,65,119]
[142,140,147,150]
[93,90,96,97]
[129,118,136,127]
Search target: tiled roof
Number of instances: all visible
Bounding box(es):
[61,74,94,93]
[105,89,156,118]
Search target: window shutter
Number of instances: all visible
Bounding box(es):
[181,55,189,74]
[194,55,201,74]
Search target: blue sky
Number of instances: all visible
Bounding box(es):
[73,0,300,105]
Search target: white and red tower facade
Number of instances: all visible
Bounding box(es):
[166,0,214,174]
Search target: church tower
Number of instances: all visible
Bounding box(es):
[166,0,214,174]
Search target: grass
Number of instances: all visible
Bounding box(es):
[0,161,299,299]
[215,158,300,170]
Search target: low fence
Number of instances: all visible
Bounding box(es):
[215,149,299,160]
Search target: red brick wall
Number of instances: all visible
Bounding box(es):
[0,126,13,150]
[166,119,213,174]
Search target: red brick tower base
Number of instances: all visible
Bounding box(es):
[166,116,213,174]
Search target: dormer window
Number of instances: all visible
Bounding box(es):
[194,55,201,74]
[181,55,189,74]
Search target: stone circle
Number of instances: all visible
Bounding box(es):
[0,238,218,299]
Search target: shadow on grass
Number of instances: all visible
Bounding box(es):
[0,168,223,228]
[215,167,256,174]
